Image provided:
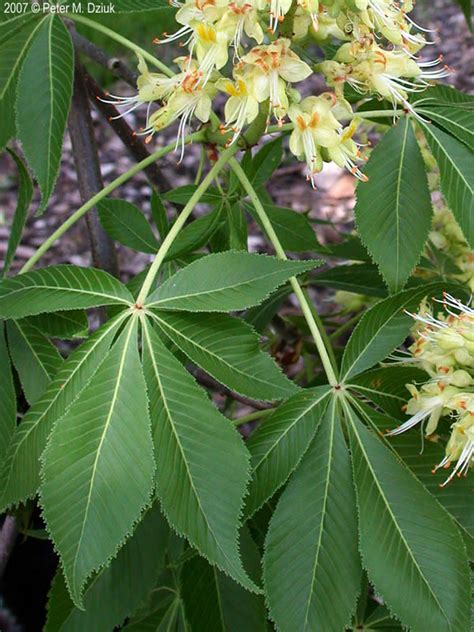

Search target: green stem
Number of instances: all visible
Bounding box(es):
[233,408,273,427]
[68,14,174,77]
[137,144,239,304]
[300,287,338,372]
[20,131,205,274]
[228,157,339,386]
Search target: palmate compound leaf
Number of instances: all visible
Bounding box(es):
[263,398,361,632]
[7,319,63,405]
[150,310,298,402]
[244,386,332,518]
[355,117,433,294]
[0,314,126,512]
[345,404,470,632]
[0,323,16,462]
[16,15,74,213]
[0,265,134,319]
[145,251,321,312]
[340,283,449,381]
[141,319,259,593]
[40,317,155,608]
[45,503,169,632]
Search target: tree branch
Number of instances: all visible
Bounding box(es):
[191,369,272,411]
[0,516,17,580]
[68,54,119,276]
[84,72,172,192]
[69,28,137,88]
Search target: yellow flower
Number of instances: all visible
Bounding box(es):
[192,22,230,84]
[99,53,182,119]
[434,398,474,486]
[217,76,260,142]
[240,39,312,121]
[288,96,366,185]
[387,381,459,437]
[218,1,264,53]
[139,71,216,158]
[323,40,451,115]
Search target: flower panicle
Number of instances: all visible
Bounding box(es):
[386,295,474,486]
[106,0,450,184]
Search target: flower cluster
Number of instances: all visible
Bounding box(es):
[106,0,450,185]
[388,294,474,486]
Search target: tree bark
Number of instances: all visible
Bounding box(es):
[68,55,118,276]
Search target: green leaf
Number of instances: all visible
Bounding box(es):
[142,320,258,593]
[264,400,361,632]
[246,204,321,252]
[165,205,224,261]
[349,365,428,419]
[0,265,133,319]
[244,286,290,333]
[421,123,474,248]
[0,315,124,512]
[361,604,404,630]
[45,503,169,632]
[247,137,283,188]
[0,14,42,151]
[152,311,298,402]
[98,199,159,254]
[355,118,432,293]
[311,263,387,297]
[163,185,221,205]
[325,234,371,262]
[16,15,74,212]
[416,105,474,148]
[414,85,474,108]
[0,323,16,462]
[244,386,332,518]
[3,150,33,276]
[341,284,447,380]
[346,407,470,632]
[414,85,474,110]
[151,191,169,238]
[358,403,473,541]
[125,594,188,631]
[26,310,89,339]
[7,319,63,405]
[146,252,320,312]
[182,529,266,631]
[40,318,155,607]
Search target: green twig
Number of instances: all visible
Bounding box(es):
[137,144,239,304]
[20,131,205,273]
[300,287,338,372]
[228,157,339,386]
[67,14,174,77]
